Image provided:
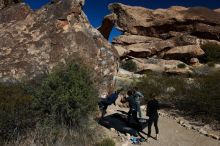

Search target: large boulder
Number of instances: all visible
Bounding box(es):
[98,13,117,40]
[113,35,175,58]
[112,35,161,45]
[107,3,220,41]
[98,3,220,75]
[132,58,193,75]
[162,45,205,61]
[0,0,118,91]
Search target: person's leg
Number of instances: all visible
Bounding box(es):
[132,109,139,124]
[154,115,159,134]
[136,102,142,118]
[101,102,108,118]
[127,109,132,123]
[147,117,153,137]
[154,115,159,140]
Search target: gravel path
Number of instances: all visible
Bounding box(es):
[104,105,220,146]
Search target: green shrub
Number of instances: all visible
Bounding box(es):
[135,73,187,102]
[201,42,220,63]
[95,138,115,146]
[0,62,99,144]
[184,71,220,121]
[135,71,220,122]
[32,63,98,126]
[207,62,215,67]
[120,59,137,72]
[0,83,34,143]
[177,63,186,68]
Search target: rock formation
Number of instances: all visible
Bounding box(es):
[99,3,220,74]
[0,0,118,91]
[0,0,22,9]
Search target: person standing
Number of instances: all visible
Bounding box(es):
[146,93,159,140]
[122,90,140,125]
[133,87,144,118]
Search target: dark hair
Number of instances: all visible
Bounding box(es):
[149,92,156,98]
[127,90,133,96]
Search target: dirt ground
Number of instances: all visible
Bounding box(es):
[100,105,220,146]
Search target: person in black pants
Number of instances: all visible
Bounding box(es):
[146,93,159,140]
[121,90,140,125]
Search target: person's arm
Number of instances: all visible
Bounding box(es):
[156,100,160,110]
[113,93,120,105]
[137,91,144,98]
[121,96,127,103]
[146,102,150,116]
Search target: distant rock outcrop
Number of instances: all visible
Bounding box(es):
[99,3,220,74]
[0,0,118,91]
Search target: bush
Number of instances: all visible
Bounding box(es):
[32,63,99,126]
[0,62,99,144]
[207,62,215,67]
[135,73,187,102]
[177,63,186,68]
[135,71,220,122]
[185,71,220,121]
[95,138,115,146]
[0,83,34,143]
[120,59,137,72]
[201,42,220,63]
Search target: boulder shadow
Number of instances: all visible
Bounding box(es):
[98,112,148,137]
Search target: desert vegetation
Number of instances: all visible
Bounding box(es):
[201,42,220,63]
[0,63,101,145]
[95,138,115,146]
[120,59,137,72]
[135,71,220,123]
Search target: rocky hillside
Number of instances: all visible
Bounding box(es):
[0,0,118,91]
[99,3,220,75]
[0,0,22,9]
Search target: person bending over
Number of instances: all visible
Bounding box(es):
[98,89,122,118]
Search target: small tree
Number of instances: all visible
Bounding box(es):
[120,59,137,72]
[177,63,186,69]
[201,42,220,63]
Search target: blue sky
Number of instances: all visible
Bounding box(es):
[24,0,220,41]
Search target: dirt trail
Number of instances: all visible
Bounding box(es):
[103,105,220,146]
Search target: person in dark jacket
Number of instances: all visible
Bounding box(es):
[146,93,159,140]
[122,90,140,125]
[98,89,122,118]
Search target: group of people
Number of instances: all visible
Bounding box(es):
[98,87,159,140]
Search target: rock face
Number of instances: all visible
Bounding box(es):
[0,0,22,10]
[0,0,118,91]
[99,3,220,74]
[108,4,220,41]
[132,58,193,75]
